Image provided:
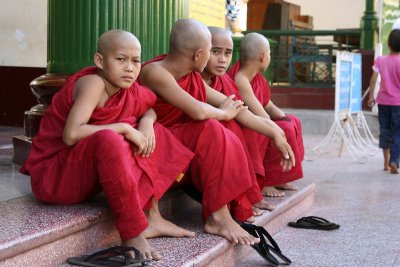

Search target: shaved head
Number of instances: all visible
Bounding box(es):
[240,32,270,62]
[97,30,140,56]
[169,18,211,56]
[208,26,232,45]
[208,26,231,39]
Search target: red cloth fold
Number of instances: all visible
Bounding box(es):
[21,66,193,241]
[141,55,254,221]
[228,61,304,186]
[211,74,264,202]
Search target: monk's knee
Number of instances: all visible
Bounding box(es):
[200,119,226,136]
[91,130,128,156]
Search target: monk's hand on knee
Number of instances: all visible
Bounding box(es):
[220,95,248,121]
[287,144,295,167]
[138,121,156,157]
[142,136,155,157]
[279,143,295,171]
[124,127,147,155]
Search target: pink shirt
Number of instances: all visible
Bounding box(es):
[373,54,400,105]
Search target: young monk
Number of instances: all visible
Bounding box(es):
[20,30,194,261]
[228,32,305,198]
[139,18,294,245]
[201,26,285,201]
[200,26,294,214]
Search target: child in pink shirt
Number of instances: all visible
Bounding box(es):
[368,29,400,173]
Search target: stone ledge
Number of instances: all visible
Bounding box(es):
[0,183,314,267]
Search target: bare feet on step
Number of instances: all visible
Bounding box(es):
[262,186,285,197]
[144,200,195,239]
[253,199,275,211]
[252,207,264,216]
[245,208,264,223]
[204,206,260,245]
[123,233,161,261]
[246,215,256,223]
[275,182,298,191]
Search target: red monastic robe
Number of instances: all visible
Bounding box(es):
[141,55,254,221]
[21,66,194,241]
[228,62,304,186]
[210,74,266,198]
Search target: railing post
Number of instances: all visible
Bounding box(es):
[360,0,378,50]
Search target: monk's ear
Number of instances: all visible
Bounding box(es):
[259,52,265,63]
[94,53,104,69]
[193,49,203,62]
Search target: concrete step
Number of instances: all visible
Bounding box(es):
[285,109,379,137]
[0,182,315,267]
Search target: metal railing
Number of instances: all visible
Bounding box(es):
[238,29,362,88]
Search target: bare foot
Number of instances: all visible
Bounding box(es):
[252,207,264,216]
[384,165,390,171]
[275,183,298,191]
[390,163,399,174]
[246,215,256,223]
[204,205,260,245]
[123,233,161,261]
[253,199,275,211]
[384,149,390,171]
[262,186,285,197]
[144,200,195,238]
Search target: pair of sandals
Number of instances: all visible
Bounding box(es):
[67,246,151,267]
[240,222,292,266]
[288,216,340,230]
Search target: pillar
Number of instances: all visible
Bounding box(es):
[360,0,378,50]
[13,0,189,165]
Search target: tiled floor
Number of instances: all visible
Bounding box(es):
[241,135,400,267]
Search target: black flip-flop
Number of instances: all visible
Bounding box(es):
[288,216,340,230]
[67,246,152,267]
[240,222,292,266]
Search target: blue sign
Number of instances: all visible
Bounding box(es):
[339,60,352,112]
[350,53,362,113]
[335,52,363,119]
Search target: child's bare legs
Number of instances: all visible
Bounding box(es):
[384,148,390,171]
[262,186,285,197]
[123,233,161,261]
[143,198,195,238]
[204,205,260,245]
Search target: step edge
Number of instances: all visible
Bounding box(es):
[0,202,114,261]
[182,183,316,267]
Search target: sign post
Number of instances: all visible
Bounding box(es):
[309,51,377,163]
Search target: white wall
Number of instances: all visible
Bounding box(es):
[0,0,47,67]
[284,0,365,30]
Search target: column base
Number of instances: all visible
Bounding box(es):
[12,135,32,166]
[12,73,69,165]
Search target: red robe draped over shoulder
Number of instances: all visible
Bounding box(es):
[141,55,254,221]
[228,62,304,186]
[21,66,193,241]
